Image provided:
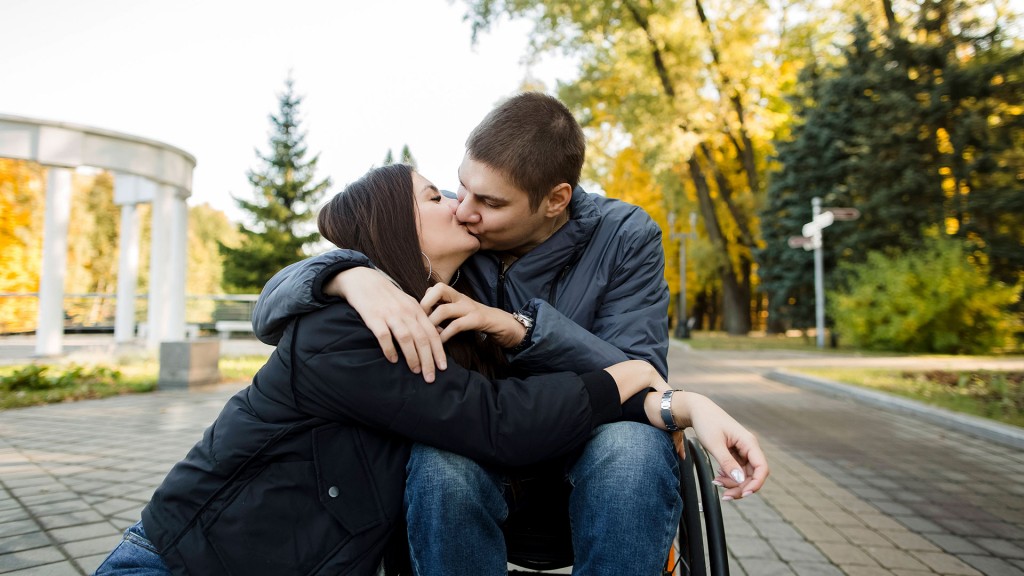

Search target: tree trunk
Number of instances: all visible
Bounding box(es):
[720,260,751,335]
[688,156,751,335]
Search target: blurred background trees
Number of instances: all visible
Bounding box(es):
[462,0,1022,351]
[1,0,1020,352]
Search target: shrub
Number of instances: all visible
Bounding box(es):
[0,364,122,392]
[829,238,1020,354]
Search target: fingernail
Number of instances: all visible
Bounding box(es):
[711,480,724,487]
[742,490,753,498]
[721,495,734,501]
[730,469,745,484]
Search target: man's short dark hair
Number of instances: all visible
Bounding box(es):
[466,92,585,212]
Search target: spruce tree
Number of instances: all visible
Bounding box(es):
[761,4,1024,333]
[400,144,417,169]
[221,78,331,293]
[382,145,417,169]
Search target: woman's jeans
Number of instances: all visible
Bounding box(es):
[405,422,682,576]
[93,521,172,576]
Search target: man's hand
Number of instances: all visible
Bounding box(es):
[327,268,447,382]
[419,284,525,349]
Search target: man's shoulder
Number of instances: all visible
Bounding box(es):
[588,194,660,237]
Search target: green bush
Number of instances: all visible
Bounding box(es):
[829,238,1020,354]
[0,364,122,392]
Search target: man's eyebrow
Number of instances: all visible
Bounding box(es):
[463,188,507,204]
[474,193,507,204]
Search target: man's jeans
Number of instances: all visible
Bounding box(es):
[405,422,682,576]
[94,521,172,576]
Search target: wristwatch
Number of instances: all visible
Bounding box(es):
[660,390,679,431]
[509,311,534,353]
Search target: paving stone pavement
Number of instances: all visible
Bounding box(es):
[0,341,1022,575]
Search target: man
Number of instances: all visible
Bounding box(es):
[253,92,762,575]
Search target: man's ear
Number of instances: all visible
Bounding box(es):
[543,183,573,218]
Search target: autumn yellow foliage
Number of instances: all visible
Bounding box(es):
[0,159,44,332]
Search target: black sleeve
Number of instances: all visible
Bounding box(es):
[286,305,623,468]
[251,250,373,345]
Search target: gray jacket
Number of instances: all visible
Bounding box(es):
[253,187,669,377]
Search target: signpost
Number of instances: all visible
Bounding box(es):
[792,198,859,348]
[669,211,697,338]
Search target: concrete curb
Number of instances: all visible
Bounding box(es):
[766,369,1024,451]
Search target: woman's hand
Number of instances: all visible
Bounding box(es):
[326,268,447,382]
[420,283,526,348]
[673,392,769,501]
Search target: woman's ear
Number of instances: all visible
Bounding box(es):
[544,183,573,218]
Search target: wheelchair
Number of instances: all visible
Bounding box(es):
[505,434,730,576]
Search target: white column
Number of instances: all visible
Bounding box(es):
[147,185,173,348]
[36,167,73,356]
[114,202,140,342]
[165,191,189,341]
[113,173,156,344]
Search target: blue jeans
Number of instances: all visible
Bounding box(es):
[405,422,681,576]
[93,521,172,576]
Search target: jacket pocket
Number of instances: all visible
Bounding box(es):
[204,460,354,575]
[313,424,389,535]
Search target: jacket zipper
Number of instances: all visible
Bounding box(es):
[547,249,580,304]
[497,269,507,311]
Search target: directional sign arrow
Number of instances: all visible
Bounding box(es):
[788,236,813,249]
[824,207,861,221]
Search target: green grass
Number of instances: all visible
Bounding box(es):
[0,355,268,411]
[683,332,1024,427]
[684,331,843,353]
[794,367,1024,428]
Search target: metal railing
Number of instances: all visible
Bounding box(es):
[0,293,259,336]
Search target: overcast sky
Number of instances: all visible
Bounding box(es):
[2,0,574,220]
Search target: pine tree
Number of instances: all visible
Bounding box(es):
[400,145,417,169]
[221,77,331,293]
[761,4,1024,333]
[382,145,417,169]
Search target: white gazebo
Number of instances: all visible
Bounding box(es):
[0,114,196,355]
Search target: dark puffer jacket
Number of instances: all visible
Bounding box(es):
[141,303,622,575]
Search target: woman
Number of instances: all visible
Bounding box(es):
[95,164,763,576]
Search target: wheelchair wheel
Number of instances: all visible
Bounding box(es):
[668,435,729,576]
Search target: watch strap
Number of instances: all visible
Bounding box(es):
[660,390,679,431]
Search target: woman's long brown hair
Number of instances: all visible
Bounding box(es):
[318,163,506,377]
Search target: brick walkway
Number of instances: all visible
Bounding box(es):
[674,345,1024,576]
[0,341,1022,575]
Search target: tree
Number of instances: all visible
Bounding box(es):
[463,0,792,334]
[382,145,418,169]
[65,170,120,325]
[760,2,1024,331]
[0,159,45,333]
[221,77,331,293]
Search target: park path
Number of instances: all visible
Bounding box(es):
[674,344,1024,576]
[0,340,1022,574]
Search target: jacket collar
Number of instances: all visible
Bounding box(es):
[521,185,600,260]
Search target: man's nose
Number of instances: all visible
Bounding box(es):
[455,198,479,223]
